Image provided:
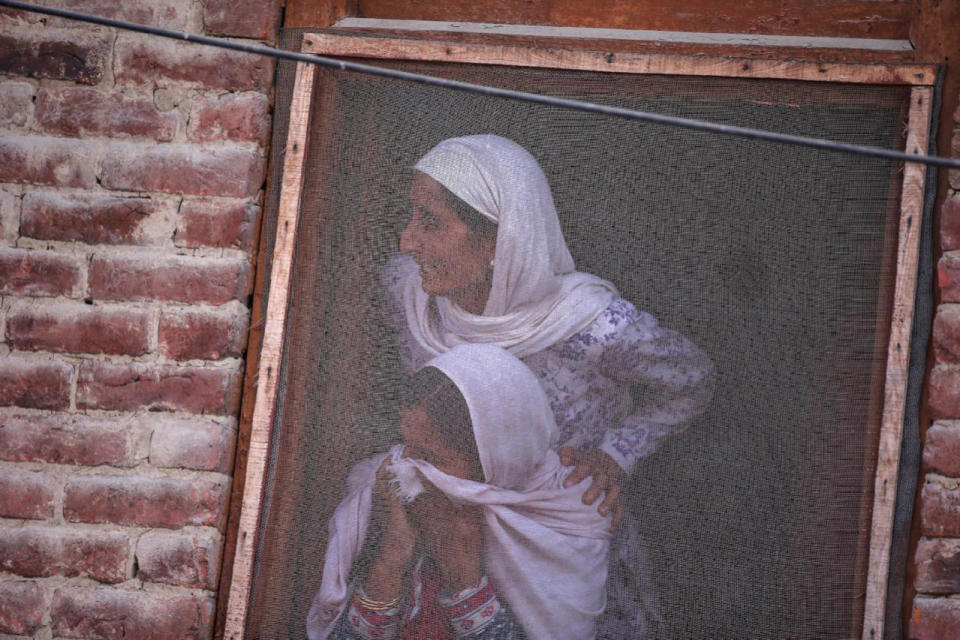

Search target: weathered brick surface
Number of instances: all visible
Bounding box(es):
[136,530,222,589]
[0,581,45,636]
[159,308,248,360]
[175,199,260,252]
[89,253,251,305]
[150,418,235,472]
[64,475,229,529]
[187,92,271,145]
[0,247,83,297]
[0,527,129,583]
[41,0,194,30]
[929,367,960,420]
[0,135,98,188]
[934,305,960,364]
[115,35,273,91]
[921,477,960,537]
[909,596,960,640]
[204,0,278,40]
[77,361,242,415]
[916,537,960,594]
[0,413,143,467]
[925,421,960,477]
[0,80,34,127]
[0,468,56,520]
[22,191,176,246]
[0,29,109,84]
[101,143,265,198]
[942,196,960,252]
[0,356,72,410]
[6,301,150,356]
[51,587,214,640]
[35,86,178,141]
[0,188,17,245]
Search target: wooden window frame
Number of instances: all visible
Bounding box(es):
[222,32,937,640]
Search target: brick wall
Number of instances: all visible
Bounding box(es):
[911,101,960,638]
[0,1,278,637]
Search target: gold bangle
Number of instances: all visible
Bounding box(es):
[356,591,401,612]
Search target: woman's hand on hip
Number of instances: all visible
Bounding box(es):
[559,447,624,533]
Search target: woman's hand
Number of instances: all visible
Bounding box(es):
[559,447,624,533]
[365,459,418,602]
[409,488,483,593]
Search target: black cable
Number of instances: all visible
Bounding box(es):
[3,0,958,169]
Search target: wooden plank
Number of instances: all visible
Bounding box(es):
[301,33,938,85]
[861,85,932,640]
[335,18,914,51]
[347,0,914,40]
[286,0,356,28]
[222,60,317,640]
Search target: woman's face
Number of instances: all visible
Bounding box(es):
[400,172,495,305]
[400,405,481,482]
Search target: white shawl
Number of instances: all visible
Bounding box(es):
[402,135,616,358]
[306,344,612,640]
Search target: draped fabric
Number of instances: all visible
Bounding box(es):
[307,344,612,640]
[403,135,616,358]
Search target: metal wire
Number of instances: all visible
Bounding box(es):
[3,0,958,169]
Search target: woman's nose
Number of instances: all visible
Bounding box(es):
[399,220,418,254]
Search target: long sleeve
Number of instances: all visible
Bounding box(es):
[328,576,524,640]
[597,299,715,472]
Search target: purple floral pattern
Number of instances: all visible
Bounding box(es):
[384,264,715,473]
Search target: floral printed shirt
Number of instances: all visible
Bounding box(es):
[384,257,715,473]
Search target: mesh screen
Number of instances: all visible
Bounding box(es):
[245,53,915,640]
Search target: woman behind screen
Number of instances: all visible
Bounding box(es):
[383,135,715,637]
[307,344,612,640]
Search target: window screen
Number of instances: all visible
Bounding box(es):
[243,53,918,640]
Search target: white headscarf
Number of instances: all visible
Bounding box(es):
[306,344,612,640]
[402,135,617,358]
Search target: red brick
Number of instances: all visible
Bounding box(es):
[0,356,72,410]
[204,0,278,40]
[175,199,260,252]
[0,527,129,583]
[0,29,109,84]
[0,582,45,636]
[0,247,83,297]
[101,143,265,198]
[64,475,229,529]
[42,0,194,30]
[934,305,960,365]
[77,361,241,415]
[187,92,270,145]
[0,189,17,246]
[910,596,960,640]
[150,418,235,472]
[159,308,248,360]
[52,587,214,640]
[0,413,143,467]
[921,477,960,537]
[0,80,33,127]
[6,302,150,356]
[136,530,221,589]
[22,192,176,246]
[115,35,273,91]
[916,537,960,594]
[925,421,960,477]
[0,135,98,188]
[942,197,960,252]
[0,468,56,520]
[89,253,251,305]
[929,366,960,420]
[35,86,178,141]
